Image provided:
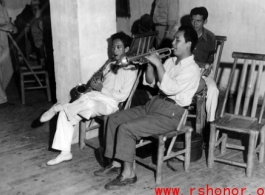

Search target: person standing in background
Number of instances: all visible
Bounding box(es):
[0,0,17,105]
[152,0,178,48]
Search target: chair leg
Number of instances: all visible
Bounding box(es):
[220,133,227,155]
[208,124,216,168]
[184,129,192,172]
[156,135,165,184]
[45,72,51,102]
[21,75,25,104]
[79,121,86,149]
[196,96,203,134]
[215,130,220,143]
[133,160,136,171]
[246,130,258,177]
[259,127,265,163]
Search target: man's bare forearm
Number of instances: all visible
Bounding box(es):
[146,64,156,84]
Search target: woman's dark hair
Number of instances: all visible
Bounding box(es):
[178,26,198,51]
[190,7,208,20]
[111,31,132,48]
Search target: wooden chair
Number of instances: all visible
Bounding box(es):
[208,52,265,177]
[8,33,51,104]
[187,36,227,134]
[79,31,158,149]
[79,68,142,149]
[213,36,227,82]
[187,78,207,134]
[135,109,192,184]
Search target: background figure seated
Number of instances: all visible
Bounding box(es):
[40,32,138,166]
[190,7,219,123]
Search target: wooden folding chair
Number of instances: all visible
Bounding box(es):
[187,78,207,134]
[135,109,192,184]
[79,31,158,149]
[187,36,227,134]
[79,68,142,149]
[8,33,51,104]
[208,52,265,177]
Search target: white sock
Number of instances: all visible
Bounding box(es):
[112,161,121,167]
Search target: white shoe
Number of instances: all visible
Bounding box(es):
[47,152,73,166]
[40,103,63,122]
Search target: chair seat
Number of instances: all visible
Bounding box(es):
[151,125,191,139]
[214,113,265,133]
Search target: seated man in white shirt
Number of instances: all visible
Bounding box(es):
[40,32,138,166]
[94,26,201,190]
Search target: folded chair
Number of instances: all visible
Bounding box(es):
[135,109,192,184]
[134,77,208,184]
[79,68,142,149]
[208,52,265,177]
[187,78,207,134]
[79,31,158,149]
[187,36,227,134]
[8,33,51,104]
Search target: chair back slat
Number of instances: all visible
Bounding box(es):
[141,37,147,54]
[220,57,238,117]
[136,38,142,55]
[251,61,263,117]
[129,31,158,57]
[259,91,265,123]
[235,59,248,115]
[123,31,158,110]
[213,36,227,81]
[243,60,256,116]
[222,52,265,123]
[146,37,151,52]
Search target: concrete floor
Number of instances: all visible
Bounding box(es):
[0,76,265,195]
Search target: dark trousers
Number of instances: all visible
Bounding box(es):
[104,95,185,163]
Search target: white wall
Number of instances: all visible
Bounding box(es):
[49,0,116,103]
[78,0,116,84]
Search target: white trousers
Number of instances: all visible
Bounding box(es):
[203,73,219,122]
[51,91,118,152]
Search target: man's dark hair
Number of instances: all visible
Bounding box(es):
[178,26,198,51]
[139,14,154,33]
[111,31,132,48]
[190,7,208,20]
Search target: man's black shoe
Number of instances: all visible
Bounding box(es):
[94,165,121,177]
[104,175,137,190]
